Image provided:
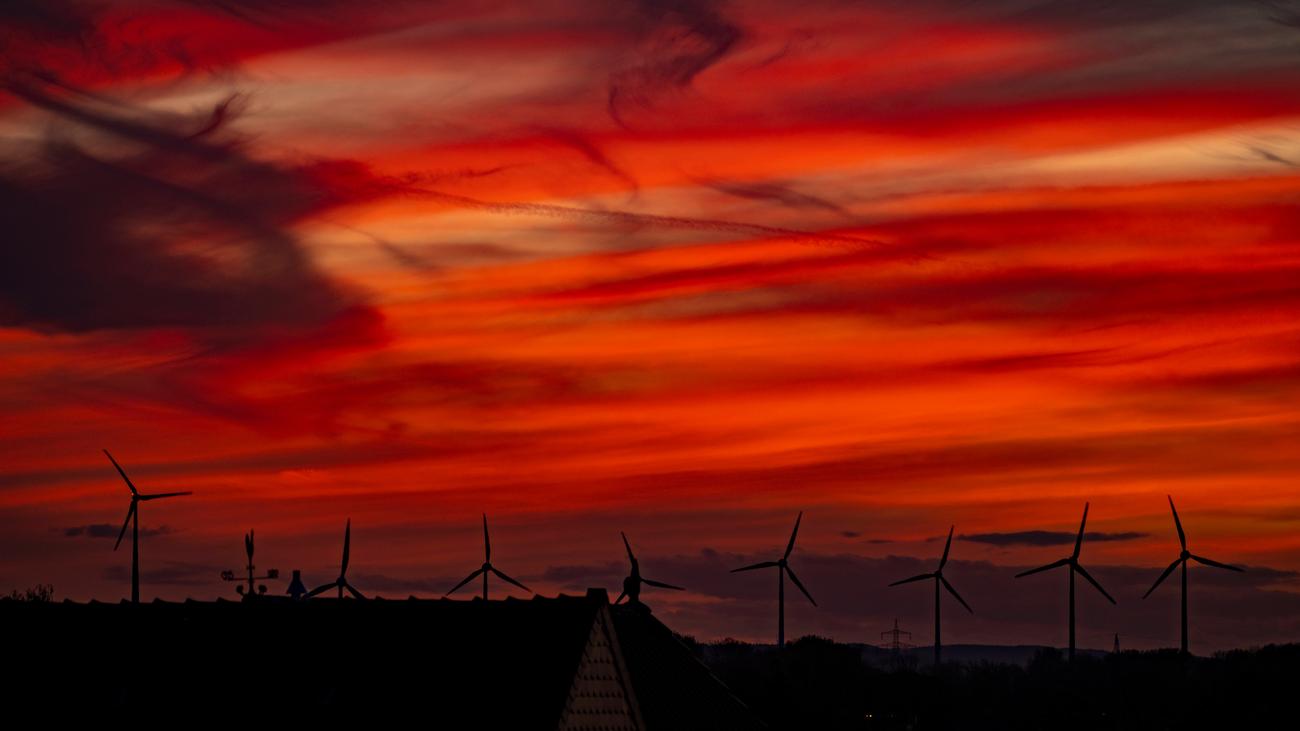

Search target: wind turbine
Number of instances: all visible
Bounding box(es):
[1143,495,1244,654]
[615,531,684,605]
[446,514,532,600]
[104,450,192,604]
[731,511,816,648]
[888,526,972,666]
[1015,502,1116,660]
[307,519,365,599]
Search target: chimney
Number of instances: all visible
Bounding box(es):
[585,587,609,604]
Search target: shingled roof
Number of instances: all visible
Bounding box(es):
[4,589,762,729]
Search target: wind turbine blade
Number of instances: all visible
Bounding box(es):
[1074,564,1116,604]
[621,531,635,562]
[490,566,532,593]
[306,583,335,598]
[138,491,192,501]
[341,519,352,575]
[446,568,484,595]
[784,511,803,559]
[344,582,366,600]
[642,578,685,591]
[940,575,973,614]
[939,526,954,569]
[1015,557,1070,578]
[1168,495,1186,551]
[785,565,816,606]
[888,572,934,587]
[1073,502,1089,559]
[614,590,627,604]
[113,503,136,551]
[1190,554,1244,572]
[1143,558,1183,599]
[103,450,138,495]
[482,514,491,562]
[730,561,779,573]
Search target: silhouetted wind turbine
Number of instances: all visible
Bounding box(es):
[307,519,365,599]
[888,526,972,666]
[1015,502,1116,660]
[1143,495,1244,654]
[731,511,816,648]
[446,514,532,600]
[104,450,192,604]
[615,532,684,605]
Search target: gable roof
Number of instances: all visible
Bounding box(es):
[3,590,762,728]
[612,603,766,731]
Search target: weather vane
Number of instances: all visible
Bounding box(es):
[221,529,279,597]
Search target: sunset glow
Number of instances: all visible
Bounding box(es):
[3,0,1299,651]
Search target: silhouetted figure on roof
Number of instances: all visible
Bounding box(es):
[889,526,972,666]
[446,514,533,600]
[730,511,816,648]
[615,531,685,606]
[103,449,192,604]
[1143,495,1244,655]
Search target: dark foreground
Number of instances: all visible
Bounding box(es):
[2,593,761,728]
[3,592,1294,729]
[691,635,1298,730]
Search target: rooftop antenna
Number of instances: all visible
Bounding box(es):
[888,526,972,666]
[615,531,684,605]
[220,529,279,598]
[104,450,192,604]
[1142,495,1244,655]
[731,511,816,648]
[306,519,365,599]
[446,514,532,600]
[1015,502,1116,660]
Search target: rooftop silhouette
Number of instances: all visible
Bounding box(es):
[2,590,763,728]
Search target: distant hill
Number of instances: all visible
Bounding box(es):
[697,640,1108,668]
[856,642,1107,667]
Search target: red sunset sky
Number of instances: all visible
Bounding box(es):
[2,0,1299,652]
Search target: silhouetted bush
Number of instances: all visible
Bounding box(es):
[701,637,1297,730]
[2,584,53,602]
